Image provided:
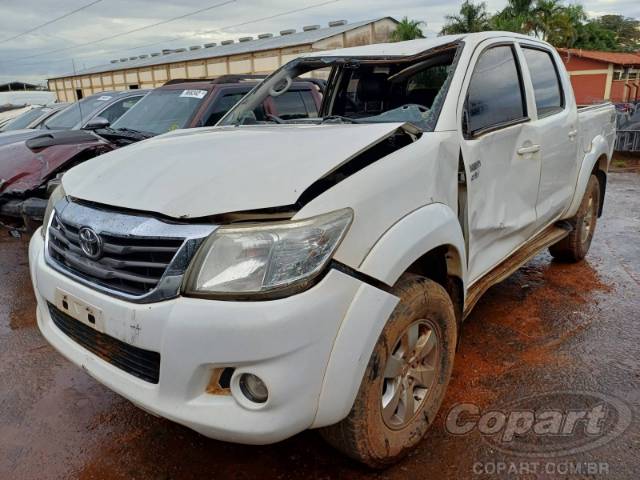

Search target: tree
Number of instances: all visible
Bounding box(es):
[533,0,578,47]
[591,15,640,51]
[441,1,491,35]
[491,0,536,34]
[391,17,426,41]
[573,21,618,51]
[439,0,638,52]
[491,13,530,34]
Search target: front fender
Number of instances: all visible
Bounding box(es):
[358,202,467,289]
[563,134,610,219]
[312,203,467,427]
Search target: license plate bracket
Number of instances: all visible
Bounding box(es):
[54,289,105,333]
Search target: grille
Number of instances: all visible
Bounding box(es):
[48,214,184,296]
[48,302,161,384]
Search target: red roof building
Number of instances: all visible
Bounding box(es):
[556,48,640,104]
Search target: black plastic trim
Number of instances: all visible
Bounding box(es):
[330,260,393,293]
[48,302,161,384]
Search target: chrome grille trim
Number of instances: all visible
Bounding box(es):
[45,197,217,303]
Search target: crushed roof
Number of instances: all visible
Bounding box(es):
[52,18,396,79]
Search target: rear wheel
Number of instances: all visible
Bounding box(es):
[549,175,600,262]
[320,274,457,468]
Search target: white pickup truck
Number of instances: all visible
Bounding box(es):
[29,32,615,467]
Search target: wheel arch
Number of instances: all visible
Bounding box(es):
[312,204,467,428]
[593,155,607,217]
[564,135,610,219]
[358,202,467,300]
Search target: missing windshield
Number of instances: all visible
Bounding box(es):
[220,43,461,131]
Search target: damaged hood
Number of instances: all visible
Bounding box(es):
[63,123,408,218]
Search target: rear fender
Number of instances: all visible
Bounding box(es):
[563,134,610,219]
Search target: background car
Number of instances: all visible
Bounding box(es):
[100,74,323,139]
[0,90,147,147]
[0,103,70,132]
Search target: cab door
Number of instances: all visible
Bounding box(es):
[518,44,579,226]
[458,41,542,284]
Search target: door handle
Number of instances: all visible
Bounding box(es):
[517,144,540,155]
[568,129,578,139]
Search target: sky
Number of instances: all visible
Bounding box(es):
[0,0,638,85]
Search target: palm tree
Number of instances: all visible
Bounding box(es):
[502,0,535,18]
[391,17,426,42]
[532,0,563,39]
[493,0,536,34]
[441,1,491,35]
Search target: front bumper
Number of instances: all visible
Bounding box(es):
[29,231,397,443]
[0,196,47,230]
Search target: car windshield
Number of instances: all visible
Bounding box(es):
[220,46,458,131]
[0,107,47,131]
[111,88,208,135]
[44,94,116,130]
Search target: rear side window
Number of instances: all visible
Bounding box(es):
[522,47,564,117]
[465,45,526,135]
[272,91,310,120]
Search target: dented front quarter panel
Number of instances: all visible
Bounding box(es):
[0,138,112,195]
[295,131,461,272]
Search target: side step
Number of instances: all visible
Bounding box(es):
[463,223,572,318]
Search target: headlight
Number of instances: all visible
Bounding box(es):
[184,208,353,298]
[41,184,66,239]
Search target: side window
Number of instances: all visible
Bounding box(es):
[272,91,308,120]
[522,47,564,117]
[203,93,245,126]
[465,45,526,135]
[99,96,142,124]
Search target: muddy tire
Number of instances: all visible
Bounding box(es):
[549,175,600,262]
[320,274,457,468]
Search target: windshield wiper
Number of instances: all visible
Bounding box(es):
[116,127,155,139]
[95,127,155,144]
[320,115,361,124]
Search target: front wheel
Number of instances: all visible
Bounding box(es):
[320,274,457,468]
[549,174,600,262]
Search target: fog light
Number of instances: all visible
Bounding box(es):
[239,373,268,403]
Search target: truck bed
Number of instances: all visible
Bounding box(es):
[577,102,616,157]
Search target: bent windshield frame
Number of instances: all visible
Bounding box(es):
[219,41,463,132]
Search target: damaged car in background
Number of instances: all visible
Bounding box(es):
[0,76,322,231]
[30,32,615,467]
[0,91,146,230]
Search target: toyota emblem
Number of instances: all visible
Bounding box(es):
[79,227,103,260]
